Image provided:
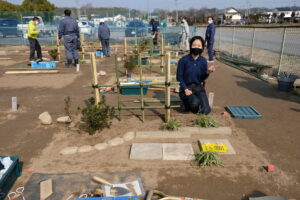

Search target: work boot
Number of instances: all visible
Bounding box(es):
[73,59,79,67]
[65,59,72,67]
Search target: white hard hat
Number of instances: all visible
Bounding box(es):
[100,19,105,23]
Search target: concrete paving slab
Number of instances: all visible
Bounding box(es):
[162,143,194,161]
[198,139,236,155]
[130,143,163,160]
[135,131,191,139]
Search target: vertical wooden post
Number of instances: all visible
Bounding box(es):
[160,34,164,72]
[138,53,145,122]
[115,54,121,119]
[124,37,127,55]
[56,34,61,61]
[165,52,171,122]
[81,33,85,61]
[91,53,100,104]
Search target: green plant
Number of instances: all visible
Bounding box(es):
[124,55,137,72]
[277,71,297,80]
[137,37,149,52]
[161,118,181,131]
[193,151,223,168]
[48,49,59,60]
[193,114,218,128]
[64,96,71,118]
[79,96,115,135]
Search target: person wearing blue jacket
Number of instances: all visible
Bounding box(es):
[205,16,216,72]
[176,36,214,114]
[58,9,80,67]
[150,19,159,49]
[98,19,111,57]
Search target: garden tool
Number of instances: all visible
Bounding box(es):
[146,190,205,200]
[92,176,143,196]
[92,176,130,196]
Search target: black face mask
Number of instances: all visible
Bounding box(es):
[190,48,203,55]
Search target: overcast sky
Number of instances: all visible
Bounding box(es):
[8,0,297,11]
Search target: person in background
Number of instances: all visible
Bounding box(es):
[98,19,111,57]
[150,19,159,49]
[180,16,190,52]
[58,9,80,67]
[27,17,43,63]
[205,16,216,72]
[176,36,214,114]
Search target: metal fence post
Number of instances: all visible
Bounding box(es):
[278,27,287,74]
[250,28,256,62]
[231,27,236,57]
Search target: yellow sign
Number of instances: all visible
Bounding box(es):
[201,143,229,153]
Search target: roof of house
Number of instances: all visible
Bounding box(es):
[225,7,242,14]
[276,7,300,12]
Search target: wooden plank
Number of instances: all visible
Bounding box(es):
[40,179,52,200]
[5,70,59,74]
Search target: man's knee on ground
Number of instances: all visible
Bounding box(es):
[190,104,200,114]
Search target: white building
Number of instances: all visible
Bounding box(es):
[224,8,243,24]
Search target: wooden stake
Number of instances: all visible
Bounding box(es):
[160,34,164,73]
[56,34,61,61]
[124,37,127,55]
[91,53,100,104]
[165,52,171,122]
[81,33,85,61]
[138,54,145,122]
[115,54,121,119]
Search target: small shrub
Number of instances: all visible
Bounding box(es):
[48,49,59,60]
[161,118,181,131]
[193,114,218,128]
[124,55,137,73]
[64,96,71,118]
[79,96,115,135]
[193,151,223,168]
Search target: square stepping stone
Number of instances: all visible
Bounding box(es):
[162,143,194,161]
[130,143,163,160]
[198,139,236,155]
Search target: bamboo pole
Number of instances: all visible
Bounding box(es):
[115,54,121,119]
[90,53,100,104]
[56,34,61,61]
[124,37,127,55]
[81,33,85,61]
[5,70,59,74]
[160,34,164,72]
[165,52,171,122]
[114,105,180,110]
[83,81,180,88]
[138,54,145,122]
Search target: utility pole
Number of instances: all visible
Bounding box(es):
[147,0,150,20]
[175,0,179,23]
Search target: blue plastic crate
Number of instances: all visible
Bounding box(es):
[0,156,21,200]
[134,57,148,65]
[31,61,56,69]
[76,196,139,200]
[148,50,160,54]
[95,50,103,57]
[120,80,151,95]
[225,106,262,119]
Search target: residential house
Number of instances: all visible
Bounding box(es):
[224,7,243,24]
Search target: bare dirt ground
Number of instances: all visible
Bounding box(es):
[0,45,300,200]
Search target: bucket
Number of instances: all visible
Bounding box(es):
[277,78,294,92]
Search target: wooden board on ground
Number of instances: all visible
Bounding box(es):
[5,70,59,75]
